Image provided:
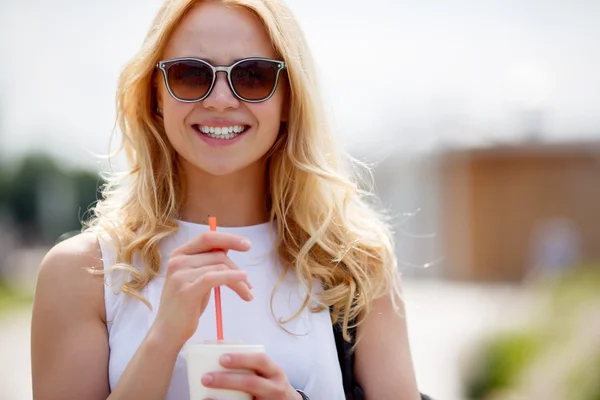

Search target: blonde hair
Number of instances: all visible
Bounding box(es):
[87,0,402,343]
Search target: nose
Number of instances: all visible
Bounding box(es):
[202,72,240,111]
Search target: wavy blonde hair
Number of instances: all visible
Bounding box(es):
[86,0,402,343]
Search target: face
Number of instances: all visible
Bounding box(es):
[156,1,287,177]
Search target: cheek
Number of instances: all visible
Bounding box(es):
[253,97,285,132]
[164,98,194,125]
[162,102,195,145]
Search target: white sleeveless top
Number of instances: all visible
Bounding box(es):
[99,220,345,400]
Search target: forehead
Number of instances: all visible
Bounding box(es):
[163,1,277,64]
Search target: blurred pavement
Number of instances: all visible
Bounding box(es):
[0,308,33,400]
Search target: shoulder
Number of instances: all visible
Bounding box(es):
[36,231,106,321]
[42,230,103,265]
[31,232,112,399]
[39,231,104,279]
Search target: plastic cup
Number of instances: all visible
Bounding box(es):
[184,341,266,400]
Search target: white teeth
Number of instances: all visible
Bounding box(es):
[196,125,247,140]
[198,125,246,136]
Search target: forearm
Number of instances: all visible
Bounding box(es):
[108,328,181,400]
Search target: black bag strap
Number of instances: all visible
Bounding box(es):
[333,320,364,399]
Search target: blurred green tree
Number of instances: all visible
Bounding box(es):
[1,153,104,244]
[0,166,9,209]
[6,154,58,236]
[71,169,103,220]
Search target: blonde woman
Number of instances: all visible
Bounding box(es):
[31,0,424,399]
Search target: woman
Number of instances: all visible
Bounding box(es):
[31,0,422,399]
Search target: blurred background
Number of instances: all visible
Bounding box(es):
[1,0,599,399]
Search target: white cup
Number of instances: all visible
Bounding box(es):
[184,341,266,400]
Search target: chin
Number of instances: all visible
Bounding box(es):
[193,159,253,177]
[177,146,269,178]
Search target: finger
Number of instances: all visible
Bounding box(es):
[175,264,229,283]
[192,253,254,289]
[201,371,278,398]
[181,267,253,301]
[174,262,253,299]
[191,270,254,301]
[219,352,280,378]
[167,251,226,276]
[175,231,251,256]
[168,251,234,274]
[167,253,253,289]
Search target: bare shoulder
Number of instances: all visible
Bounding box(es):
[32,231,112,399]
[35,231,106,321]
[41,230,103,267]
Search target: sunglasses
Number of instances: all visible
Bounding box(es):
[156,57,286,103]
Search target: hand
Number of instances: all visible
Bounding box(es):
[201,353,302,400]
[150,231,255,348]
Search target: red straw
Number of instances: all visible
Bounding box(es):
[208,216,224,341]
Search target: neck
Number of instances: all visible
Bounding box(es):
[177,158,270,227]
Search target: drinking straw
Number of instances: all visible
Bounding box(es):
[208,216,224,341]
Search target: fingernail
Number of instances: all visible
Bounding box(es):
[202,374,213,385]
[241,239,251,248]
[247,280,254,289]
[221,354,232,365]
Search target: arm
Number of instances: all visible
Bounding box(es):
[31,233,111,400]
[108,328,181,400]
[353,283,421,400]
[31,233,182,400]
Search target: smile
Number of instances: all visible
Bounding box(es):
[193,124,249,140]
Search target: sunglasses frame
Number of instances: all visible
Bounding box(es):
[156,57,286,103]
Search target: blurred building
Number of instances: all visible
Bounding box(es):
[373,140,600,282]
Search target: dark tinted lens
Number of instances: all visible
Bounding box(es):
[231,60,278,100]
[166,60,213,101]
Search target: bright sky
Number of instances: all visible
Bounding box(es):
[0,0,599,169]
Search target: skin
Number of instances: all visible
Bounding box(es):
[31,1,421,399]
